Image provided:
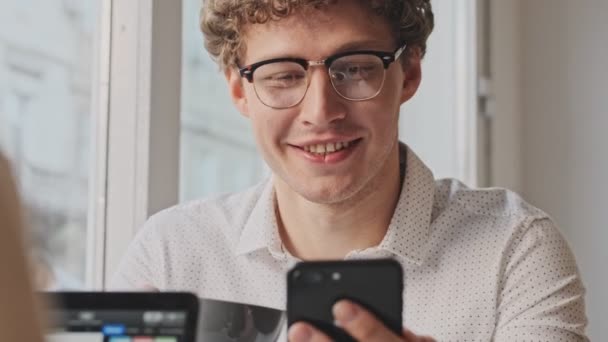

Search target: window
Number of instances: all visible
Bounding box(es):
[180,0,268,202]
[0,0,99,289]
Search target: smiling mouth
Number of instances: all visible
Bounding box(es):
[300,139,361,156]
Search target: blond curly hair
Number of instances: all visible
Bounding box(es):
[200,0,434,70]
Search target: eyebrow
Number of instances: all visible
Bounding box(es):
[250,39,395,64]
[332,40,394,54]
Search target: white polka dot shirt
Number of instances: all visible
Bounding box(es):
[111,144,588,341]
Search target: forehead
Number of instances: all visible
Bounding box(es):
[240,1,395,64]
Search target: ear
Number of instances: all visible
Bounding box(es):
[224,68,250,117]
[399,49,422,104]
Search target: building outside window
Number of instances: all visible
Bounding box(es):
[0,0,97,290]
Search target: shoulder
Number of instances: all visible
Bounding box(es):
[429,178,563,251]
[432,178,552,240]
[430,179,579,274]
[137,178,271,247]
[434,178,546,220]
[110,178,272,290]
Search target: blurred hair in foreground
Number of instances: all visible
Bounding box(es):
[0,153,45,342]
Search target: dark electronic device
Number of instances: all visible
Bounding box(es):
[287,259,403,342]
[44,292,285,342]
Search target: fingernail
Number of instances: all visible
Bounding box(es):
[288,323,313,342]
[333,301,358,325]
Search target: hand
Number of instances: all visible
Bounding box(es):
[288,300,435,342]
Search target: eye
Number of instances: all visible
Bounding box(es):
[261,71,306,88]
[274,72,304,81]
[254,62,307,88]
[331,62,379,82]
[331,71,346,82]
[347,63,378,76]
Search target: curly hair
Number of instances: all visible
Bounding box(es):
[200,0,434,70]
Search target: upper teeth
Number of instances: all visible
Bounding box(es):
[304,141,352,154]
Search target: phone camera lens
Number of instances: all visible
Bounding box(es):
[331,272,341,281]
[302,271,323,284]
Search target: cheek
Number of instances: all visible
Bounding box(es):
[243,84,257,100]
[377,67,406,104]
[249,107,294,147]
[356,104,400,145]
[356,97,400,129]
[384,81,406,108]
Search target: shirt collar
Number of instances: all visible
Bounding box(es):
[235,177,282,256]
[378,144,436,266]
[235,143,436,266]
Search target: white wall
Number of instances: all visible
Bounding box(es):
[401,0,457,180]
[401,0,478,185]
[489,0,523,193]
[518,1,608,339]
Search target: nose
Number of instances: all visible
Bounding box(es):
[298,67,347,127]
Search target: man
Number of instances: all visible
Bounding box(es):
[112,0,588,340]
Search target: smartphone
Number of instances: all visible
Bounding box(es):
[287,259,403,342]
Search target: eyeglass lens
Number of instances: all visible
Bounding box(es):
[252,54,386,109]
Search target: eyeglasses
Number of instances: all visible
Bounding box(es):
[238,44,407,109]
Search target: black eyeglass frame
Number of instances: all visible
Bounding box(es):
[238,43,408,83]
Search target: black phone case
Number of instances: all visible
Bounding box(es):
[287,259,403,342]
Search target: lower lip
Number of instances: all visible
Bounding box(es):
[295,140,360,164]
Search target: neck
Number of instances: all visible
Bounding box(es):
[275,143,402,260]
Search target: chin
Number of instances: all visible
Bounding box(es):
[293,180,362,205]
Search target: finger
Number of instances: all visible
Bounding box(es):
[418,337,436,342]
[333,300,402,342]
[140,284,159,292]
[288,321,333,342]
[403,328,418,341]
[403,328,436,342]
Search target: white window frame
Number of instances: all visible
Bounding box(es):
[454,0,480,187]
[86,0,112,290]
[87,0,182,289]
[398,0,480,186]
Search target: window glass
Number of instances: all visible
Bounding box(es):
[180,0,267,202]
[0,0,98,289]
